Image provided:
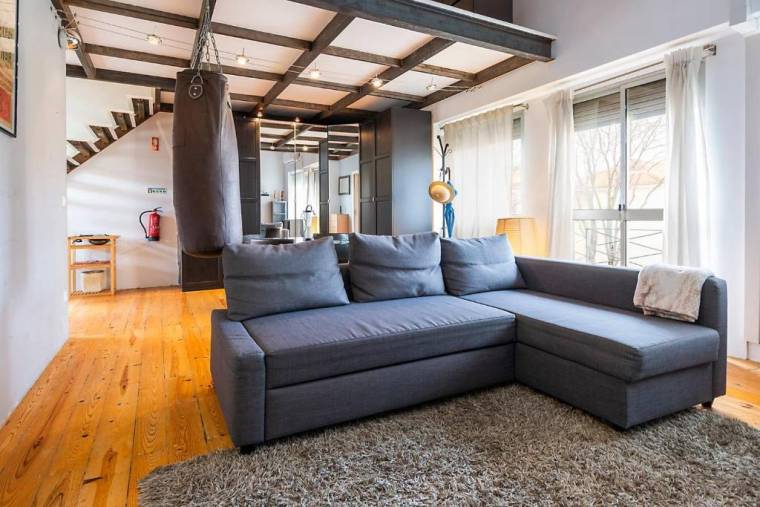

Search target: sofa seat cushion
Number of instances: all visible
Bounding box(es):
[462,290,719,382]
[243,295,516,388]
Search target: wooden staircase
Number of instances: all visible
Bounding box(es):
[67,98,153,174]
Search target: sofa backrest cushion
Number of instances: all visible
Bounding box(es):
[349,232,446,302]
[440,235,525,295]
[223,238,349,320]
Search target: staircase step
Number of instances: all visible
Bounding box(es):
[68,140,95,165]
[67,160,78,173]
[90,125,116,151]
[111,111,134,138]
[132,98,151,126]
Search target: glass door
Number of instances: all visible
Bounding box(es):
[572,76,666,267]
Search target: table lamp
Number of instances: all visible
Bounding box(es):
[496,217,535,256]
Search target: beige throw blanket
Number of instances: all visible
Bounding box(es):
[633,264,713,322]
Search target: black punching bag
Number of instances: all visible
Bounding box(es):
[173,69,243,257]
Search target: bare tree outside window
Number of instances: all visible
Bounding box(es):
[572,78,666,267]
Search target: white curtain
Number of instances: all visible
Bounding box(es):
[664,46,710,267]
[545,90,575,259]
[443,107,513,238]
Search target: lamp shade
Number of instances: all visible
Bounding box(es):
[496,217,536,256]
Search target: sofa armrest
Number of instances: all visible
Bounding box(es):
[210,309,266,446]
[515,256,727,398]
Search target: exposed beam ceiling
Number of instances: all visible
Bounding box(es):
[288,0,554,60]
[65,0,478,82]
[259,13,354,110]
[317,38,453,121]
[64,0,554,122]
[83,44,425,104]
[65,64,375,118]
[52,0,96,78]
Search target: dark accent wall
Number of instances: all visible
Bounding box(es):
[179,118,260,291]
[434,0,513,22]
[359,108,433,235]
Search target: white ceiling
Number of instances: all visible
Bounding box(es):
[66,0,522,120]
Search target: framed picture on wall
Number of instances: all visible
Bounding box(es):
[0,0,18,137]
[338,175,351,195]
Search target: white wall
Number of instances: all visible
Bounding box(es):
[0,2,67,421]
[67,113,178,290]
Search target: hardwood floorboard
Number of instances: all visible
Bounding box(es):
[0,287,759,506]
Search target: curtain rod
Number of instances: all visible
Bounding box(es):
[574,44,716,94]
[437,103,529,130]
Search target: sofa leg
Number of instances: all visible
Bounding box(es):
[701,400,714,409]
[240,444,257,455]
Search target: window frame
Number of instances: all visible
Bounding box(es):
[572,72,666,266]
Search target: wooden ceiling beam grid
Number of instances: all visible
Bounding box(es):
[259,13,354,110]
[315,38,454,120]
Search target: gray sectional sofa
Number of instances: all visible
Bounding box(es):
[211,234,726,449]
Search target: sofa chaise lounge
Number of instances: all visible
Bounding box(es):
[211,235,726,449]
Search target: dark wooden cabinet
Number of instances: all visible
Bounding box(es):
[359,108,433,235]
[179,117,261,291]
[236,118,261,235]
[319,140,330,235]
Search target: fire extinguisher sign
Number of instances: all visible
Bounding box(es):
[147,187,167,195]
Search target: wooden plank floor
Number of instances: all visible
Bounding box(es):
[1,286,759,506]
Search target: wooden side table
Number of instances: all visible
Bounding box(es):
[67,235,119,296]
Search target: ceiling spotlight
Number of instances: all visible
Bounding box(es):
[256,110,263,118]
[269,145,275,150]
[426,81,438,92]
[236,49,251,66]
[309,67,321,79]
[65,29,82,50]
[294,117,300,123]
[302,145,308,151]
[146,33,162,45]
[371,76,383,88]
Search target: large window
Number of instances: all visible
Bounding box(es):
[573,77,666,267]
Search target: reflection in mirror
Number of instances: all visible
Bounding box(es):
[258,120,360,241]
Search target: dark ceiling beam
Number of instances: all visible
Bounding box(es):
[67,64,176,90]
[288,0,553,60]
[65,0,197,29]
[52,0,96,78]
[409,55,533,109]
[260,13,354,110]
[212,22,310,50]
[415,63,474,82]
[316,38,453,121]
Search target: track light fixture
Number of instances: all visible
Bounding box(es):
[371,76,383,88]
[236,49,251,66]
[309,67,321,79]
[146,33,162,45]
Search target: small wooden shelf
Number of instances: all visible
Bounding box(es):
[68,235,119,296]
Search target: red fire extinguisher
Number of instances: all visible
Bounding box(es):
[139,207,162,241]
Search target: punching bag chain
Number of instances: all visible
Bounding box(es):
[190,0,222,73]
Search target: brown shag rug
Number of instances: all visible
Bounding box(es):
[139,385,760,506]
